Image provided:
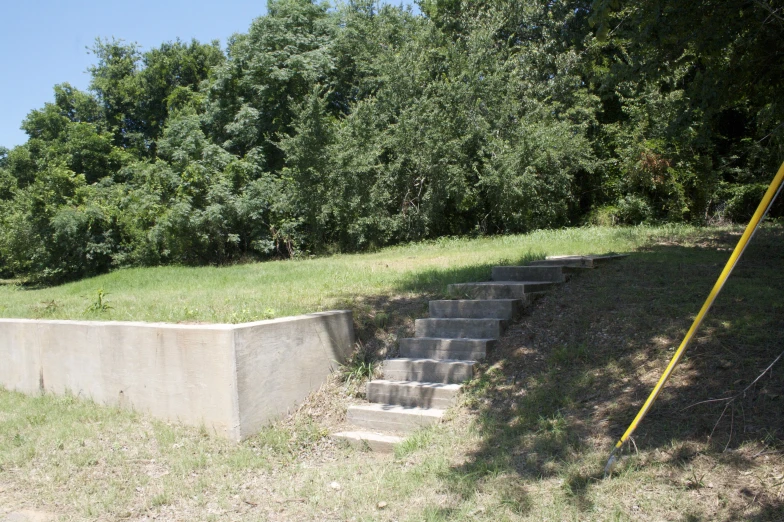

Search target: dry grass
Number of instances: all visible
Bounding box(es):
[2,224,784,521]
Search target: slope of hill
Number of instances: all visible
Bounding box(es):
[1,224,782,521]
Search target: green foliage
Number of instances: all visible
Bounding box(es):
[85,288,112,313]
[1,0,781,283]
[340,346,378,386]
[586,0,783,221]
[717,182,773,223]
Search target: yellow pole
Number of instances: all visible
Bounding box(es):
[604,161,784,476]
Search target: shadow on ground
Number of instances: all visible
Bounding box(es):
[400,227,784,520]
[335,251,548,359]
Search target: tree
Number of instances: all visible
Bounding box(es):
[204,0,335,164]
[89,38,224,157]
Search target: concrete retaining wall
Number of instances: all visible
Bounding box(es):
[0,311,354,441]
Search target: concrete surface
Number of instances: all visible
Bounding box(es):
[447,281,558,299]
[429,299,523,319]
[331,431,403,452]
[529,254,628,268]
[398,337,494,360]
[491,265,566,282]
[0,311,353,441]
[382,358,475,383]
[333,253,629,451]
[415,317,506,339]
[232,311,354,439]
[367,380,461,409]
[346,403,444,432]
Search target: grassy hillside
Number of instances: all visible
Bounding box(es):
[2,224,783,521]
[1,225,695,324]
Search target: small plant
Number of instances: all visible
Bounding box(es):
[549,343,589,367]
[85,288,112,313]
[340,344,378,386]
[150,492,170,507]
[373,311,390,329]
[685,468,706,490]
[230,308,254,323]
[30,299,59,317]
[394,427,435,458]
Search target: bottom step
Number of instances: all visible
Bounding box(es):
[331,431,403,453]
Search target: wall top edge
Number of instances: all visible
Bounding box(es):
[0,310,352,330]
[231,310,352,330]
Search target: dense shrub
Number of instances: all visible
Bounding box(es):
[2,0,782,283]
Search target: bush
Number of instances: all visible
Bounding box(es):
[718,183,771,223]
[616,194,654,225]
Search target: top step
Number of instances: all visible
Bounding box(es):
[529,254,627,268]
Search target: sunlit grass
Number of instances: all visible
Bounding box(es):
[0,224,707,323]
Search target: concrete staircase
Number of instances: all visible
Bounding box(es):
[332,254,626,452]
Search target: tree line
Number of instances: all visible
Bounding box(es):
[1,0,782,284]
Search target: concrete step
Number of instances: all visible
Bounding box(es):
[367,380,462,409]
[429,299,523,320]
[491,266,565,283]
[448,281,558,299]
[331,431,403,453]
[415,317,506,339]
[346,403,444,433]
[529,254,627,268]
[399,337,494,360]
[383,358,475,383]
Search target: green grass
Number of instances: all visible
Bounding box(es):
[3,224,783,521]
[0,224,699,324]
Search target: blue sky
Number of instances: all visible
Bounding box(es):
[0,0,418,149]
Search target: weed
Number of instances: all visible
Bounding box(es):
[230,308,255,323]
[374,311,390,329]
[496,478,531,515]
[549,343,589,367]
[85,288,111,313]
[255,425,292,455]
[150,492,170,507]
[340,344,378,387]
[394,427,436,458]
[253,419,326,457]
[685,468,706,490]
[533,413,573,455]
